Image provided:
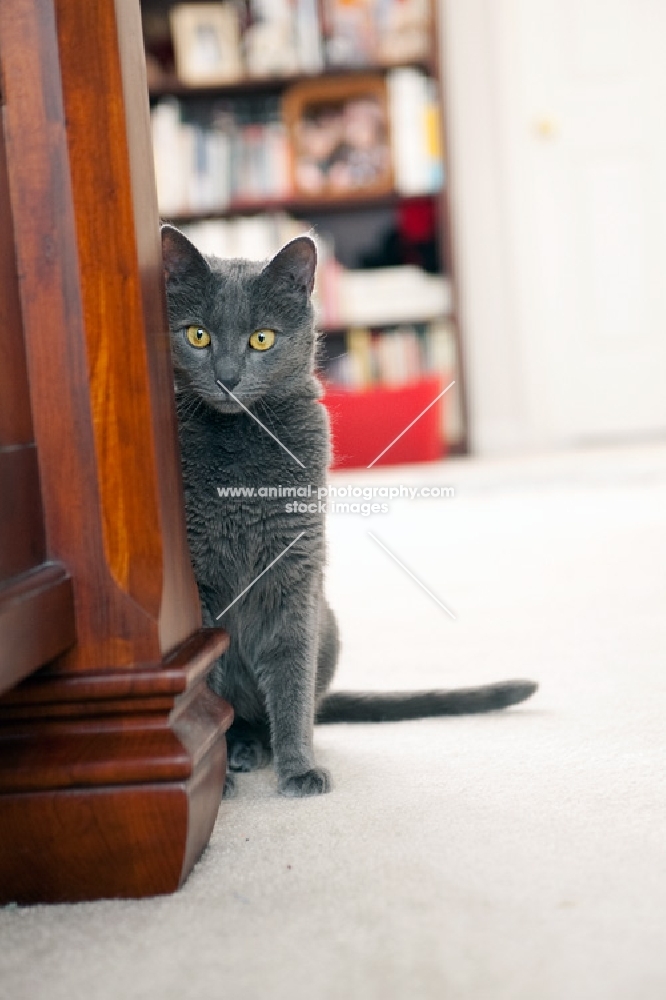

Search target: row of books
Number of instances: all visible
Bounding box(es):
[319,261,452,329]
[147,1,432,87]
[322,322,454,388]
[177,215,452,330]
[178,213,306,263]
[166,1,323,86]
[321,0,431,68]
[152,96,291,215]
[321,321,463,443]
[151,69,444,215]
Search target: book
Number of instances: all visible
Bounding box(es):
[151,98,188,216]
[347,327,375,387]
[151,96,293,214]
[321,0,378,67]
[335,265,452,327]
[387,68,444,195]
[323,322,445,390]
[243,0,300,79]
[376,0,431,64]
[179,213,307,261]
[295,0,324,73]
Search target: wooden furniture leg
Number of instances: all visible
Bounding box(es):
[0,0,233,903]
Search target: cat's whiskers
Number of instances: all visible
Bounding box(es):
[176,391,206,428]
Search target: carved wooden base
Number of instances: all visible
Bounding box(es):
[0,629,233,903]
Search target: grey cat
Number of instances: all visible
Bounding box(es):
[162,225,537,798]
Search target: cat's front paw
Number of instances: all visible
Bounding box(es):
[278,767,331,798]
[228,735,272,773]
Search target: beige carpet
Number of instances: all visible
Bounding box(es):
[2,444,666,1000]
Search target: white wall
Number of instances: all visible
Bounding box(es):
[441,0,666,455]
[441,0,533,454]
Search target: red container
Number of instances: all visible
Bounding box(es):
[322,375,447,470]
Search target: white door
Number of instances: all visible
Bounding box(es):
[499,0,666,442]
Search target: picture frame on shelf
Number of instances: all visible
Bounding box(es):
[282,75,394,201]
[169,3,243,86]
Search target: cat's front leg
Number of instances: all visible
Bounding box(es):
[253,596,331,797]
[269,665,331,797]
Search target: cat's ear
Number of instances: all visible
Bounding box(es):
[161,224,209,284]
[261,236,317,296]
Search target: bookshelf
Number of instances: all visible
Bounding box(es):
[148,61,435,100]
[141,0,467,464]
[163,190,426,224]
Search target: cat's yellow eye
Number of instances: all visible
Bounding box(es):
[186,325,211,348]
[249,328,276,351]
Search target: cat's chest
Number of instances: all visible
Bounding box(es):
[182,420,320,495]
[178,403,327,572]
[180,402,327,492]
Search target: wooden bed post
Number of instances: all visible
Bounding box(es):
[0,0,233,902]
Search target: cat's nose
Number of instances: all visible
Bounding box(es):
[216,373,240,394]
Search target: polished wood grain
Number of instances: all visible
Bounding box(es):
[0,127,33,448]
[0,0,232,903]
[1,626,228,708]
[114,0,204,654]
[57,0,167,627]
[0,0,202,676]
[0,631,231,902]
[0,450,45,582]
[0,564,76,697]
[0,37,76,698]
[0,632,230,791]
[1,0,156,674]
[0,754,229,903]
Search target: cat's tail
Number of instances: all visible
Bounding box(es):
[315,680,538,724]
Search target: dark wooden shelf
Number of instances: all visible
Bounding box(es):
[163,190,441,225]
[148,60,434,101]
